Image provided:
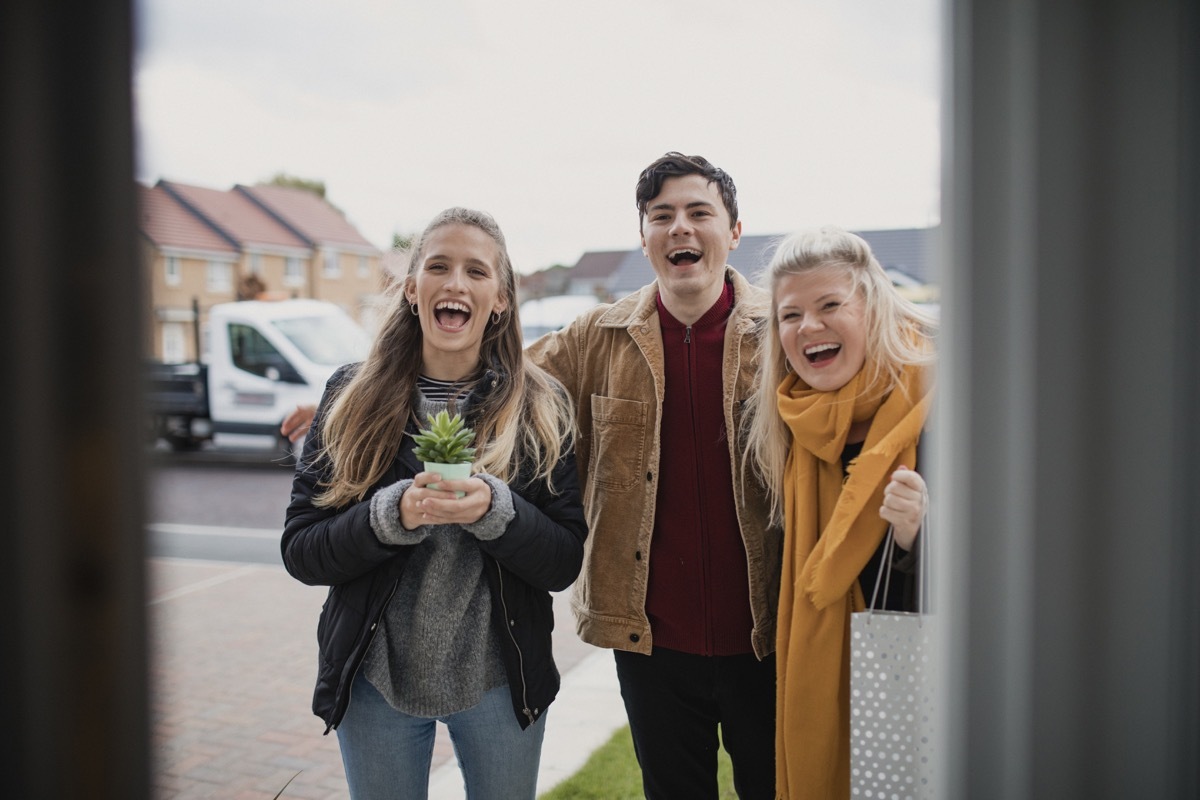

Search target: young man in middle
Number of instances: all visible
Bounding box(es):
[526,152,781,800]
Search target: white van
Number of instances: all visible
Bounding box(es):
[148,299,371,452]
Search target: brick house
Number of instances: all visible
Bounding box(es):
[138,180,386,362]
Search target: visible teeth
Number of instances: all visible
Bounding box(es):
[804,343,840,355]
[436,301,470,312]
[667,248,703,266]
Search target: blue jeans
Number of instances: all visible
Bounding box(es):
[336,671,546,800]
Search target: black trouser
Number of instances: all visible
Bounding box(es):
[613,646,776,800]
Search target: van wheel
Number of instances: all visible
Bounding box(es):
[165,434,201,452]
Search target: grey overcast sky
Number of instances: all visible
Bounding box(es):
[133,0,942,275]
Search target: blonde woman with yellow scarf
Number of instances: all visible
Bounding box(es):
[744,226,937,799]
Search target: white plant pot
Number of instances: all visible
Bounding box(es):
[423,461,471,497]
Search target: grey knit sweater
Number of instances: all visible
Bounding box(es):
[361,396,516,717]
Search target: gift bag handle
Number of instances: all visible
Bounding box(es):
[866,509,930,620]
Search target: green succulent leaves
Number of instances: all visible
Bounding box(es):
[411,410,477,465]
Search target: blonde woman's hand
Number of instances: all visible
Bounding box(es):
[880,466,927,551]
[400,471,492,528]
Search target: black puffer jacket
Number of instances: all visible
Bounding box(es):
[282,365,588,733]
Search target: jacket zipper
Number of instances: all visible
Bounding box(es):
[496,563,535,725]
[331,580,398,732]
[684,324,712,653]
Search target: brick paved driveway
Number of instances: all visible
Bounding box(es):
[148,557,619,799]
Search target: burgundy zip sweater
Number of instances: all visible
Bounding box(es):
[645,280,755,656]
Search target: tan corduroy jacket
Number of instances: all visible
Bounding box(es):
[526,268,781,659]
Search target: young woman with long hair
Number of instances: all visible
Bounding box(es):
[282,207,586,800]
[744,225,937,799]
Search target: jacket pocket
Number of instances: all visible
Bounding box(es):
[588,394,646,491]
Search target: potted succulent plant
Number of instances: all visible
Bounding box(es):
[411,410,476,497]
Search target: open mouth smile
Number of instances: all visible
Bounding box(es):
[804,342,841,365]
[666,248,702,267]
[433,300,472,330]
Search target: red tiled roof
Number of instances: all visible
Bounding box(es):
[158,180,310,252]
[137,184,237,255]
[236,184,379,252]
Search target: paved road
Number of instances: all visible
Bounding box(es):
[147,448,295,530]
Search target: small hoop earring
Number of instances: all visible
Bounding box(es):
[491,311,502,325]
[409,303,419,316]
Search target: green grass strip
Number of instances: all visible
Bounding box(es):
[539,724,737,799]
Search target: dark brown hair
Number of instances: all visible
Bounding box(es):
[635,151,739,230]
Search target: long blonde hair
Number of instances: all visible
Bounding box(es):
[312,207,574,508]
[742,225,937,525]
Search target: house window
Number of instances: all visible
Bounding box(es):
[323,248,341,278]
[284,256,304,287]
[358,255,369,279]
[249,253,263,275]
[206,260,232,293]
[165,256,181,286]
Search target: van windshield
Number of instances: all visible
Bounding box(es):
[272,315,371,366]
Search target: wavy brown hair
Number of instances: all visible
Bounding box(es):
[312,207,574,508]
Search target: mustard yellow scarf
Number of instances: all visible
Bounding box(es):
[775,363,932,799]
